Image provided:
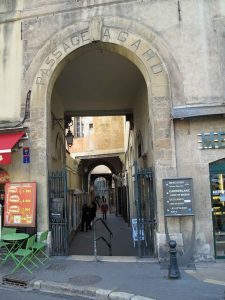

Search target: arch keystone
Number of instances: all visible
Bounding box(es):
[89,16,103,42]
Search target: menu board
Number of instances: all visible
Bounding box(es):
[4,182,36,227]
[163,178,194,217]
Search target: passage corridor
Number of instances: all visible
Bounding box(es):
[69,213,138,257]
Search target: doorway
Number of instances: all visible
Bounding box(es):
[210,159,225,258]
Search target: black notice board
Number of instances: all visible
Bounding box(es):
[163,178,194,217]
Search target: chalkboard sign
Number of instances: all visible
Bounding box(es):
[163,178,194,217]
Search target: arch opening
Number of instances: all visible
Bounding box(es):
[29,21,176,258]
[48,41,156,257]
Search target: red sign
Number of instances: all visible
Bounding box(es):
[0,153,11,164]
[4,182,36,227]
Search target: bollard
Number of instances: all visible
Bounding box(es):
[168,240,180,279]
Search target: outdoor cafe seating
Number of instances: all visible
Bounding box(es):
[0,227,49,274]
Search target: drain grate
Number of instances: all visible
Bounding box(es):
[3,273,33,288]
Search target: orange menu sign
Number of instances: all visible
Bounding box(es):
[4,182,36,227]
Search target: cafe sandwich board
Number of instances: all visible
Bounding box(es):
[4,182,36,227]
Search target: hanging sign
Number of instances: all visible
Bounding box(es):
[4,182,36,227]
[163,178,194,217]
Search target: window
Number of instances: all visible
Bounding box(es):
[75,117,84,138]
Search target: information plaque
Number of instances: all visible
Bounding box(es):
[163,178,194,217]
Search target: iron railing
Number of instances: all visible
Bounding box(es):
[92,217,113,260]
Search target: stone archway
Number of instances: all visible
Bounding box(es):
[25,16,183,241]
[82,157,122,192]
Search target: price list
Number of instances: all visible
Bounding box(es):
[4,182,36,227]
[163,178,194,217]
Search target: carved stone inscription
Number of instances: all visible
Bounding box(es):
[35,27,164,85]
[36,30,90,85]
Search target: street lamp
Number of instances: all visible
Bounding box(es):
[65,129,74,147]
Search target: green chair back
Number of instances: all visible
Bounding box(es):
[26,235,35,250]
[2,227,17,235]
[39,230,48,243]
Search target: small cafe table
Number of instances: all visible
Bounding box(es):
[1,233,29,264]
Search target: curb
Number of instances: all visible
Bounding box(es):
[30,280,156,300]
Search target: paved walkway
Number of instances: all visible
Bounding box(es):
[69,212,138,256]
[0,214,224,299]
[0,256,225,300]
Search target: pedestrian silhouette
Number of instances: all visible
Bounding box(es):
[101,198,108,220]
[81,203,90,232]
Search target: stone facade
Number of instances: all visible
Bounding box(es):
[70,116,125,157]
[0,0,225,262]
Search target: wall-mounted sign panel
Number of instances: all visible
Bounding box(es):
[4,182,36,227]
[23,147,30,164]
[163,178,194,217]
[198,132,225,149]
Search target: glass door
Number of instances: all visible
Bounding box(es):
[210,160,225,258]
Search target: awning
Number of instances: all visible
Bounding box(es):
[0,132,25,165]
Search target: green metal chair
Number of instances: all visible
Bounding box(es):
[0,228,16,263]
[0,240,10,261]
[11,235,38,274]
[32,230,49,264]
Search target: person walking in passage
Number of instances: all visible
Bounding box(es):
[100,197,108,220]
[81,203,90,232]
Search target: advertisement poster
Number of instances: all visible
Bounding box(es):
[4,182,36,227]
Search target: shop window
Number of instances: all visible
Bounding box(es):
[210,159,225,258]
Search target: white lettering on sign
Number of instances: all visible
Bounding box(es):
[0,155,3,161]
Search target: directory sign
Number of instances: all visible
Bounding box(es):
[4,182,36,227]
[163,178,194,216]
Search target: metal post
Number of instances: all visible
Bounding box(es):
[168,240,180,279]
[93,221,97,261]
[134,162,141,257]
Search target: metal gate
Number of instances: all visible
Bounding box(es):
[134,163,156,257]
[48,170,68,256]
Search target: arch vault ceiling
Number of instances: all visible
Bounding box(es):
[53,43,146,116]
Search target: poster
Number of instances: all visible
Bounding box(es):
[4,182,36,227]
[131,218,145,247]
